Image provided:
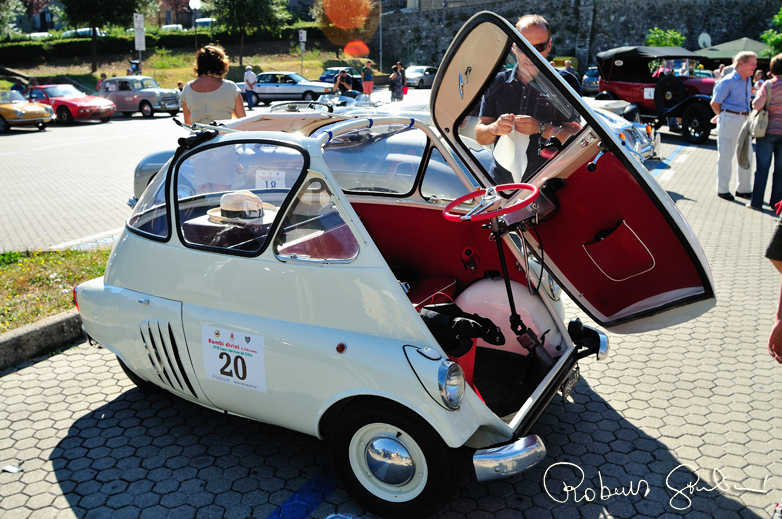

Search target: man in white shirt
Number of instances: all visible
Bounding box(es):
[244,65,257,111]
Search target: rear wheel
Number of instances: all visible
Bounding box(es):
[250,92,260,106]
[417,79,424,89]
[117,356,162,392]
[140,101,153,118]
[329,401,456,519]
[0,116,8,133]
[654,76,686,111]
[682,103,712,144]
[302,91,315,101]
[57,106,73,125]
[168,110,179,117]
[594,90,617,100]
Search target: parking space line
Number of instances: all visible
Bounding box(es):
[264,468,339,519]
[649,142,689,179]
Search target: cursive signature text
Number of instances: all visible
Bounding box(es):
[543,462,651,503]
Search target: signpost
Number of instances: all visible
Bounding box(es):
[299,30,306,75]
[189,0,202,50]
[133,13,145,72]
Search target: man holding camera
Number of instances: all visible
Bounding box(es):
[333,69,354,94]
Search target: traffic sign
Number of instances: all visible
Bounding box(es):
[133,13,144,30]
[299,30,306,42]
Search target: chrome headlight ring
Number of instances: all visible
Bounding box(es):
[437,360,465,410]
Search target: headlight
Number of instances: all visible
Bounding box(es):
[44,106,53,115]
[14,108,24,117]
[438,360,464,410]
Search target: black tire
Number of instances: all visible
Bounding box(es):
[99,116,111,123]
[117,356,162,392]
[654,76,686,112]
[0,116,8,133]
[167,110,179,117]
[250,92,260,106]
[417,79,424,89]
[302,91,315,101]
[140,101,154,118]
[329,401,456,519]
[681,103,712,144]
[57,106,73,125]
[594,90,617,101]
[123,112,133,117]
[37,122,46,131]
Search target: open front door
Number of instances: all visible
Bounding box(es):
[430,12,715,333]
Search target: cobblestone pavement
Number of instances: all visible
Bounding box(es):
[2,132,782,519]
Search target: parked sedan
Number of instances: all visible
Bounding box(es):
[0,90,54,132]
[318,67,364,93]
[582,66,599,96]
[23,84,115,124]
[405,66,438,88]
[98,75,180,118]
[244,72,333,105]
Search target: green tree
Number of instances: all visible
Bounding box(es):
[0,0,23,38]
[60,0,137,72]
[760,5,782,57]
[646,27,686,47]
[209,0,289,66]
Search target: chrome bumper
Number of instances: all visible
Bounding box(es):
[127,197,137,208]
[473,435,546,482]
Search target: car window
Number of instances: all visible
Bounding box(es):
[421,147,475,201]
[28,89,46,101]
[176,142,306,254]
[321,124,425,195]
[128,163,169,239]
[457,42,586,185]
[258,74,274,84]
[118,81,131,91]
[274,178,359,263]
[44,85,82,97]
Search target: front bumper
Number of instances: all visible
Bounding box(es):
[474,435,546,481]
[74,108,115,120]
[153,102,180,112]
[8,116,54,126]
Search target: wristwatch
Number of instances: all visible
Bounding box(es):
[538,121,546,136]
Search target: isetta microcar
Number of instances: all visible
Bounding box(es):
[76,13,715,518]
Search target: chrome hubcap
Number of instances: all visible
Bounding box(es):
[365,437,415,486]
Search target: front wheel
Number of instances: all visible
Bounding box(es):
[57,106,73,125]
[417,79,424,89]
[99,116,111,123]
[37,121,46,131]
[329,402,456,519]
[681,103,712,144]
[140,101,153,118]
[0,116,8,133]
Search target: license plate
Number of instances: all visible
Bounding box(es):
[560,365,581,402]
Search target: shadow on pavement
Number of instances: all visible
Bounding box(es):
[49,376,766,518]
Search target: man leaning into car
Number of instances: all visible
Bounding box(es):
[710,51,757,201]
[475,14,582,184]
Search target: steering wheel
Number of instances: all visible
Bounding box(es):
[443,183,540,222]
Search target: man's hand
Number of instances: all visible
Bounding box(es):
[512,115,542,135]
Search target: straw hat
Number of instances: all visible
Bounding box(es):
[207,190,277,225]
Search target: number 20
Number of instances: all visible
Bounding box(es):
[219,352,247,380]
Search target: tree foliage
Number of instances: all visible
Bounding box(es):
[760,6,782,57]
[60,0,137,71]
[208,0,290,65]
[646,27,686,47]
[21,0,49,24]
[0,0,23,38]
[135,0,161,19]
[162,0,188,14]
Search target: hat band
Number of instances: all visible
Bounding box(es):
[221,208,262,219]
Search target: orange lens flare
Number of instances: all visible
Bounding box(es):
[344,40,370,57]
[323,0,370,30]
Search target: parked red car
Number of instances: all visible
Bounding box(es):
[23,84,115,124]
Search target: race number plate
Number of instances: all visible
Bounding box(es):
[256,169,286,190]
[643,87,655,100]
[202,325,267,393]
[560,365,580,402]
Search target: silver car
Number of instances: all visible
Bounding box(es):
[244,72,333,105]
[98,75,180,118]
[405,66,438,88]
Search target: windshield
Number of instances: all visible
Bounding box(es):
[287,73,307,83]
[44,85,83,97]
[459,42,586,185]
[0,91,26,103]
[132,78,160,89]
[407,67,426,74]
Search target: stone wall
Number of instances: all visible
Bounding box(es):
[369,0,779,74]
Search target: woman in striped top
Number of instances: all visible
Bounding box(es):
[749,54,782,210]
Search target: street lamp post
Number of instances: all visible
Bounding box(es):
[189,0,201,51]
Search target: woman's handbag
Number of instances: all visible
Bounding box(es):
[748,83,771,138]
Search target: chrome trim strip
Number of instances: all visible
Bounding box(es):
[473,435,546,482]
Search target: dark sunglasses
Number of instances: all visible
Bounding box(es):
[531,40,549,53]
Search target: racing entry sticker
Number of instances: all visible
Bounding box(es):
[202,325,267,393]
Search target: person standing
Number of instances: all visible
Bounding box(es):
[564,60,580,88]
[753,69,766,94]
[710,51,757,201]
[10,79,24,92]
[390,66,404,102]
[244,65,257,111]
[97,73,107,91]
[396,61,407,98]
[748,54,782,210]
[362,61,374,95]
[180,44,246,125]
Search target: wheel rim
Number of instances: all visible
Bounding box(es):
[141,103,152,116]
[58,107,71,123]
[303,92,313,101]
[348,423,428,502]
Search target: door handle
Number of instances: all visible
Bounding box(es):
[138,299,150,305]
